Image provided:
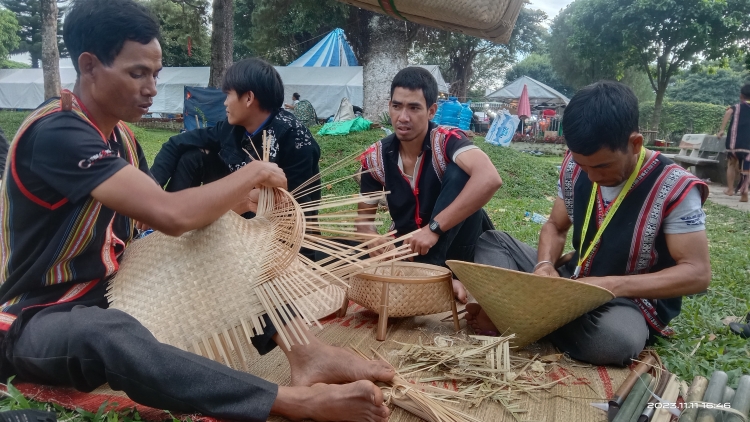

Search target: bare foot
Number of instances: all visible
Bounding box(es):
[273,380,390,422]
[283,334,395,387]
[452,278,468,304]
[464,303,499,336]
[724,189,734,196]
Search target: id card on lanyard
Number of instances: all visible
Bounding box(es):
[572,148,646,279]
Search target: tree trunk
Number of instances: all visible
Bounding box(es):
[208,0,234,88]
[651,78,668,136]
[450,58,474,101]
[355,13,408,122]
[40,0,61,99]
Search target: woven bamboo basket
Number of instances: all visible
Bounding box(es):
[343,262,460,340]
[446,260,615,348]
[336,0,525,44]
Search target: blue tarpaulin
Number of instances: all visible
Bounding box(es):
[183,86,226,131]
[288,28,358,67]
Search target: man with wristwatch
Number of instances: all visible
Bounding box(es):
[466,81,711,366]
[357,67,503,302]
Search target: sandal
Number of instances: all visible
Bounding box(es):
[729,322,750,339]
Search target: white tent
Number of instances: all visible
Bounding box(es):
[486,75,569,105]
[0,65,450,117]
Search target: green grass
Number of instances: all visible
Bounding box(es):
[0,115,749,416]
[0,111,31,139]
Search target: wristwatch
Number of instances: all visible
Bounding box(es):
[428,219,444,236]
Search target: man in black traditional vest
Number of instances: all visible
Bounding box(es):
[466,81,711,366]
[357,67,503,303]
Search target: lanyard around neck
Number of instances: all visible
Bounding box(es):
[573,148,646,279]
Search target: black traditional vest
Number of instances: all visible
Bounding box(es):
[560,151,708,336]
[360,124,466,236]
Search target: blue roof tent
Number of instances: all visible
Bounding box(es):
[288,28,359,67]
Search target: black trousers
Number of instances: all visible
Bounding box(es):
[164,148,229,192]
[414,162,494,268]
[8,303,280,421]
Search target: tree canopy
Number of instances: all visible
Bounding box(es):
[411,4,548,100]
[142,0,211,67]
[504,53,574,97]
[0,0,66,68]
[559,0,750,130]
[0,9,20,61]
[239,0,349,65]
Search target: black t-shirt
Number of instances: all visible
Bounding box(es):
[0,101,150,325]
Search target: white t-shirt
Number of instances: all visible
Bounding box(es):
[557,181,705,234]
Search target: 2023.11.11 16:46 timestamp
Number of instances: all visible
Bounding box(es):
[646,402,731,409]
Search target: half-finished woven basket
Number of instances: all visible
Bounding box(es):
[348,262,452,317]
[344,262,460,340]
[446,260,615,348]
[336,0,525,44]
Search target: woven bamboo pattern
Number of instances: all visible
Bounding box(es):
[348,262,453,317]
[336,0,525,44]
[446,260,615,348]
[108,138,415,370]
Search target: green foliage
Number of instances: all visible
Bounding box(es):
[411,4,549,100]
[669,67,750,106]
[504,53,574,97]
[141,0,211,67]
[0,59,30,69]
[548,0,625,90]
[653,202,750,388]
[558,0,750,131]
[620,67,656,103]
[0,0,66,68]
[0,110,30,138]
[241,0,349,65]
[0,9,20,59]
[639,101,727,141]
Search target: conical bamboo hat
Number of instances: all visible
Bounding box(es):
[446,260,615,348]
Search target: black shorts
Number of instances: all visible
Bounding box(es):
[728,152,750,171]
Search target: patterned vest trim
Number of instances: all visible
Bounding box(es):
[560,150,707,336]
[360,126,466,186]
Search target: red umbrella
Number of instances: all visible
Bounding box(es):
[517,84,531,120]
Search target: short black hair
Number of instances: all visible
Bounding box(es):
[741,84,750,99]
[391,67,438,108]
[562,81,640,156]
[222,58,284,112]
[64,0,160,75]
[292,93,300,100]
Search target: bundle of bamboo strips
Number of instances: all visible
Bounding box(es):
[354,348,482,422]
[390,334,566,420]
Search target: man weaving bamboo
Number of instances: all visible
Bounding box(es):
[0,1,393,421]
[466,81,711,366]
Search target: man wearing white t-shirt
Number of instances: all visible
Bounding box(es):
[467,81,711,366]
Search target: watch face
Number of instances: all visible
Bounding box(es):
[430,221,439,230]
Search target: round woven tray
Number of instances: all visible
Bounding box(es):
[348,262,453,317]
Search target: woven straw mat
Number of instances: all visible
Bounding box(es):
[446,260,615,348]
[41,309,631,422]
[348,262,453,317]
[336,0,525,44]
